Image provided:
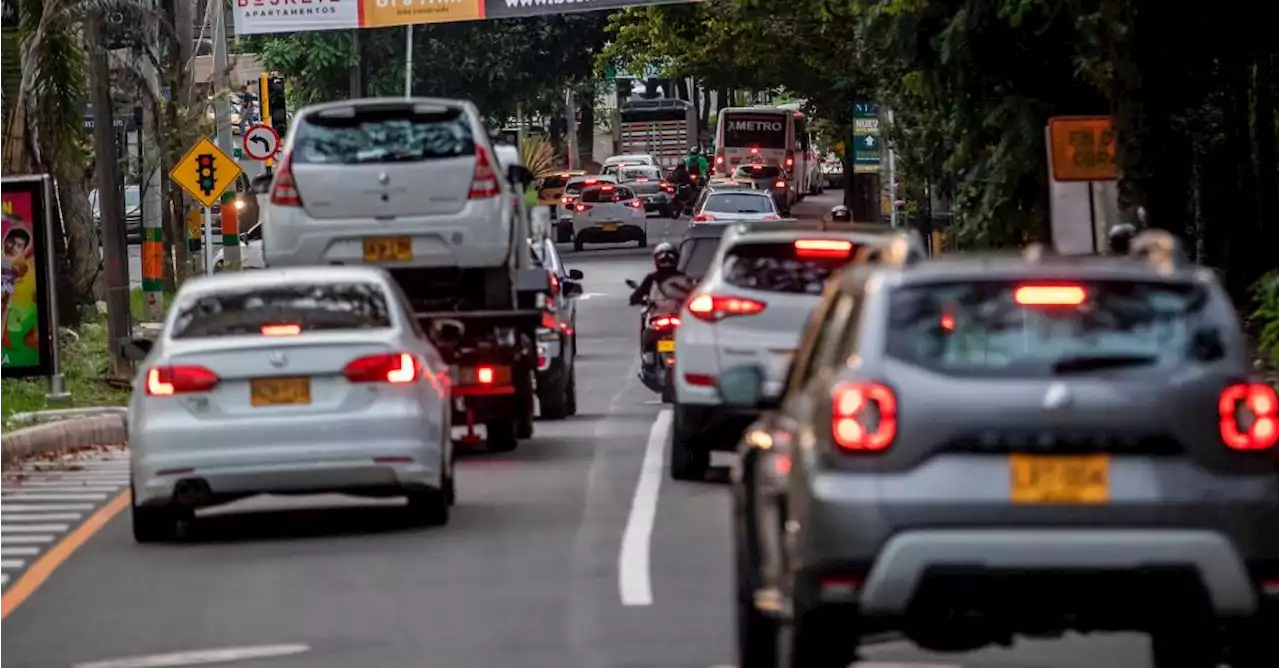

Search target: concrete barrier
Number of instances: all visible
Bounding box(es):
[1,414,127,467]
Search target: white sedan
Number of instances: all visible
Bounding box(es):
[122,266,454,541]
[214,221,265,270]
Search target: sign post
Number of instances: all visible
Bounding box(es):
[169,137,243,276]
[852,101,881,175]
[1046,116,1118,253]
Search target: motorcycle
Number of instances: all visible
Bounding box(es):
[625,275,694,402]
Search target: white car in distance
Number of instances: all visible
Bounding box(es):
[691,189,782,225]
[570,183,648,251]
[123,266,455,542]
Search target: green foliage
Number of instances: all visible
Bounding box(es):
[519,137,560,179]
[2,316,129,428]
[1253,271,1278,371]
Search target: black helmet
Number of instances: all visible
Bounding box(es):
[653,242,679,270]
[1108,223,1138,255]
[829,205,852,223]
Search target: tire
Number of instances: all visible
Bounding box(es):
[660,370,675,403]
[1150,627,1219,668]
[1226,610,1278,668]
[788,608,861,668]
[486,419,518,453]
[735,517,778,668]
[669,405,710,481]
[517,410,534,439]
[566,367,578,416]
[574,238,584,252]
[557,226,572,243]
[406,487,450,526]
[538,360,571,420]
[131,501,179,544]
[444,471,456,506]
[638,234,648,248]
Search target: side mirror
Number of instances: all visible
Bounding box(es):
[508,164,534,186]
[683,206,694,216]
[118,337,154,362]
[238,233,248,245]
[568,269,584,280]
[625,278,639,289]
[716,364,778,410]
[562,281,583,298]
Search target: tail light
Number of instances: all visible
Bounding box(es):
[762,215,780,221]
[343,352,421,385]
[831,381,897,452]
[749,147,760,156]
[146,365,219,396]
[785,150,795,168]
[626,199,644,209]
[651,315,680,330]
[574,203,591,213]
[685,293,766,322]
[561,196,573,205]
[1219,383,1279,450]
[269,151,302,207]
[469,145,501,199]
[601,185,615,192]
[715,151,725,166]
[1014,285,1087,306]
[692,212,716,223]
[261,323,301,336]
[795,239,853,259]
[659,180,671,190]
[774,180,787,189]
[477,365,495,384]
[635,177,649,183]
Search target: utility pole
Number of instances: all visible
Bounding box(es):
[88,15,134,376]
[349,30,363,98]
[211,1,237,269]
[565,88,577,170]
[887,108,898,229]
[141,3,165,320]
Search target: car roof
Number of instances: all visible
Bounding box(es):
[887,253,1212,286]
[176,266,394,300]
[298,96,476,117]
[722,221,902,246]
[605,154,653,163]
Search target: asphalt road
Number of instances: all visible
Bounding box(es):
[5,192,1153,668]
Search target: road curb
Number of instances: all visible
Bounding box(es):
[1,415,128,467]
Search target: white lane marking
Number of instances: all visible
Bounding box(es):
[579,292,609,300]
[0,493,109,501]
[1,546,40,556]
[1,523,71,532]
[0,559,26,569]
[1,573,8,584]
[1,504,96,512]
[2,513,85,521]
[0,535,57,544]
[618,408,673,607]
[0,485,121,492]
[72,644,313,668]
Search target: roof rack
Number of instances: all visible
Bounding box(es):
[1128,229,1190,273]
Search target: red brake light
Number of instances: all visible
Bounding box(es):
[651,315,681,330]
[574,203,590,213]
[635,177,649,183]
[269,151,302,207]
[469,145,501,199]
[343,352,421,385]
[1219,383,1279,450]
[685,294,766,322]
[752,164,764,171]
[601,185,614,192]
[750,147,759,155]
[1014,285,1087,306]
[831,381,897,452]
[145,365,219,396]
[659,181,669,188]
[785,150,795,168]
[626,198,644,209]
[477,366,495,384]
[795,239,853,258]
[585,179,597,185]
[261,323,301,336]
[692,212,716,223]
[774,180,786,189]
[561,196,572,205]
[762,215,780,221]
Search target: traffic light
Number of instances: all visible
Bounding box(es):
[267,76,288,137]
[195,154,216,197]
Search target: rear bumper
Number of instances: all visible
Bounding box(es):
[572,222,646,244]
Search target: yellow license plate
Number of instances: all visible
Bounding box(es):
[362,236,412,262]
[250,377,311,407]
[601,222,619,232]
[1009,454,1109,504]
[657,339,676,353]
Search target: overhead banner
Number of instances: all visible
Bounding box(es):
[234,0,694,35]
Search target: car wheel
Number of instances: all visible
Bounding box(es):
[557,226,573,243]
[566,366,578,416]
[788,607,861,668]
[638,234,648,248]
[130,486,180,544]
[573,238,584,252]
[538,359,571,420]
[735,516,778,668]
[1225,610,1278,668]
[1150,626,1220,668]
[406,486,450,526]
[486,419,518,453]
[660,370,675,403]
[669,405,710,481]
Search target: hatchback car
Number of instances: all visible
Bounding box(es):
[692,188,781,225]
[557,174,618,242]
[726,232,1277,668]
[570,183,648,251]
[261,97,510,271]
[730,162,795,215]
[617,164,675,217]
[670,222,921,479]
[123,266,455,542]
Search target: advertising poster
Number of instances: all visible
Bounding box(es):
[1,178,52,378]
[233,0,694,35]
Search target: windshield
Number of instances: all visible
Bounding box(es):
[885,280,1210,377]
[722,241,858,294]
[294,106,474,164]
[704,193,775,214]
[620,166,662,181]
[580,186,633,203]
[678,236,726,278]
[171,283,393,338]
[722,114,788,149]
[733,165,782,179]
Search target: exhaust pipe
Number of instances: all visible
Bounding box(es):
[172,478,213,506]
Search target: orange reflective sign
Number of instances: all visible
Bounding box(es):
[1048,116,1117,182]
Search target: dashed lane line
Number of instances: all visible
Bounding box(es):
[619,408,673,607]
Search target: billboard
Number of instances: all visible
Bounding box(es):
[234,0,695,35]
[1,177,54,378]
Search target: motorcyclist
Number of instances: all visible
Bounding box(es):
[630,243,690,367]
[685,147,709,180]
[629,243,687,307]
[669,162,693,210]
[828,204,853,223]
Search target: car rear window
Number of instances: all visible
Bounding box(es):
[171,283,394,338]
[678,236,725,278]
[566,178,610,194]
[704,193,775,214]
[885,280,1212,377]
[294,105,474,165]
[621,166,662,181]
[540,175,570,189]
[581,186,634,203]
[721,240,859,294]
[734,165,782,179]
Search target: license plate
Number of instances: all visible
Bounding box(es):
[362,236,412,262]
[601,222,619,232]
[657,339,676,353]
[250,377,311,407]
[1009,454,1109,504]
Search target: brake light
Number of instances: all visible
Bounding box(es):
[1219,383,1279,450]
[261,323,301,336]
[269,151,302,207]
[715,151,724,165]
[626,198,644,209]
[795,239,853,259]
[651,315,680,330]
[831,381,897,452]
[762,215,780,221]
[561,196,573,205]
[775,180,786,189]
[785,150,795,168]
[477,366,495,384]
[585,179,597,185]
[601,185,615,192]
[1014,285,1087,306]
[659,181,670,188]
[685,294,767,322]
[750,147,759,155]
[635,177,649,183]
[145,365,219,396]
[343,352,421,385]
[574,203,591,213]
[752,164,764,171]
[469,145,501,199]
[692,212,716,223]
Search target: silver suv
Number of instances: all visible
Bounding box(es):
[262,97,513,270]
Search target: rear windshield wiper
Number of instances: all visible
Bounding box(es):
[1051,354,1159,374]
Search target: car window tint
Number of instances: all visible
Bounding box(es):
[721,241,859,294]
[171,282,394,338]
[621,166,662,181]
[704,193,774,213]
[581,186,632,203]
[885,279,1212,377]
[734,165,782,179]
[541,175,569,189]
[295,105,474,164]
[678,236,725,279]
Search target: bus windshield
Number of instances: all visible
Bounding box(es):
[722,113,788,149]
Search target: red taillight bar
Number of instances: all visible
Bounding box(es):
[831,381,897,452]
[146,365,220,396]
[685,294,766,323]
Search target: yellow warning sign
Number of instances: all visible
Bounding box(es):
[170,137,242,208]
